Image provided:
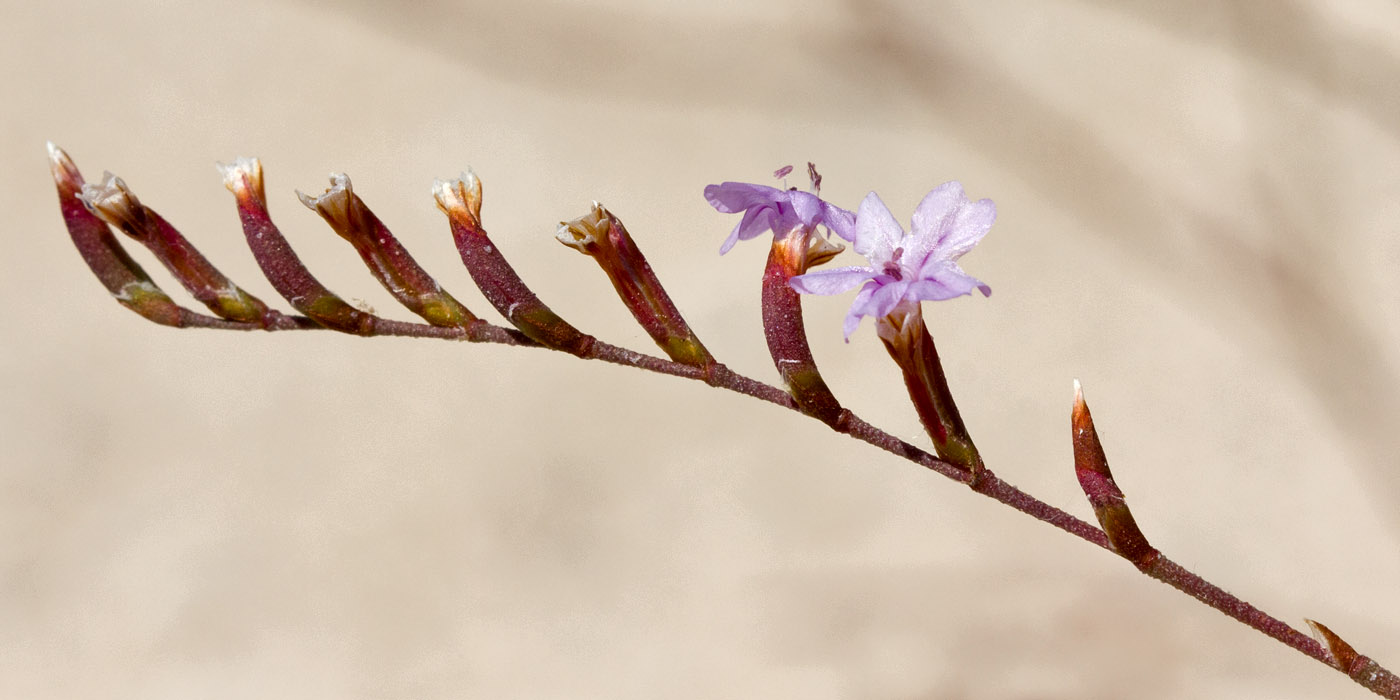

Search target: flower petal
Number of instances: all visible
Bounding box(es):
[909,182,995,264]
[787,190,823,228]
[704,181,785,214]
[842,282,880,340]
[789,265,878,295]
[853,191,903,262]
[718,207,770,254]
[866,278,910,319]
[821,201,857,242]
[907,260,991,301]
[910,182,964,237]
[938,197,995,260]
[907,181,964,264]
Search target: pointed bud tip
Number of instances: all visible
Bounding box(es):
[46,141,81,187]
[1072,378,1090,423]
[1306,618,1360,669]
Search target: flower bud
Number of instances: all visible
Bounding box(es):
[1072,380,1156,567]
[1305,619,1400,693]
[219,157,375,334]
[79,171,271,325]
[49,143,185,326]
[434,172,593,356]
[298,173,478,328]
[556,202,713,368]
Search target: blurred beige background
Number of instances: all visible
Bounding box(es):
[4,0,1400,697]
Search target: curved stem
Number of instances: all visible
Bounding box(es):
[482,323,1398,695]
[320,318,1386,693]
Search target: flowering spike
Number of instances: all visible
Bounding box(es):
[79,171,273,325]
[556,202,714,368]
[219,158,377,335]
[298,173,480,328]
[48,143,188,326]
[1305,619,1400,694]
[1072,380,1157,568]
[433,172,594,356]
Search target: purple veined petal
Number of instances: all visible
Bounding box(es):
[910,182,965,237]
[907,181,965,266]
[705,181,786,214]
[787,189,823,228]
[765,200,804,237]
[865,277,910,320]
[934,197,996,261]
[853,191,903,262]
[820,202,857,242]
[716,205,772,256]
[718,227,743,255]
[789,265,878,295]
[908,261,991,301]
[842,282,880,340]
[726,206,781,253]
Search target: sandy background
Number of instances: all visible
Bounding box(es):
[4,0,1400,697]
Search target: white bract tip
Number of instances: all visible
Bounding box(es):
[555,202,609,251]
[216,157,264,197]
[297,172,353,217]
[46,141,80,183]
[432,169,483,221]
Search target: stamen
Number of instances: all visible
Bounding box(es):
[883,246,905,280]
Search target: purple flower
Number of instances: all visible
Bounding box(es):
[789,182,994,340]
[704,180,856,254]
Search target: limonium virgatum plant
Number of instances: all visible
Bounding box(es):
[48,143,1400,697]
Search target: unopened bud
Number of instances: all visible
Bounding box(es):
[434,172,593,356]
[1072,380,1156,568]
[556,203,714,368]
[1305,619,1400,693]
[49,142,184,326]
[299,173,478,328]
[219,158,375,334]
[80,171,271,324]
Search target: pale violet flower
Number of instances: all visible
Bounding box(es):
[789,182,994,340]
[704,180,856,254]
